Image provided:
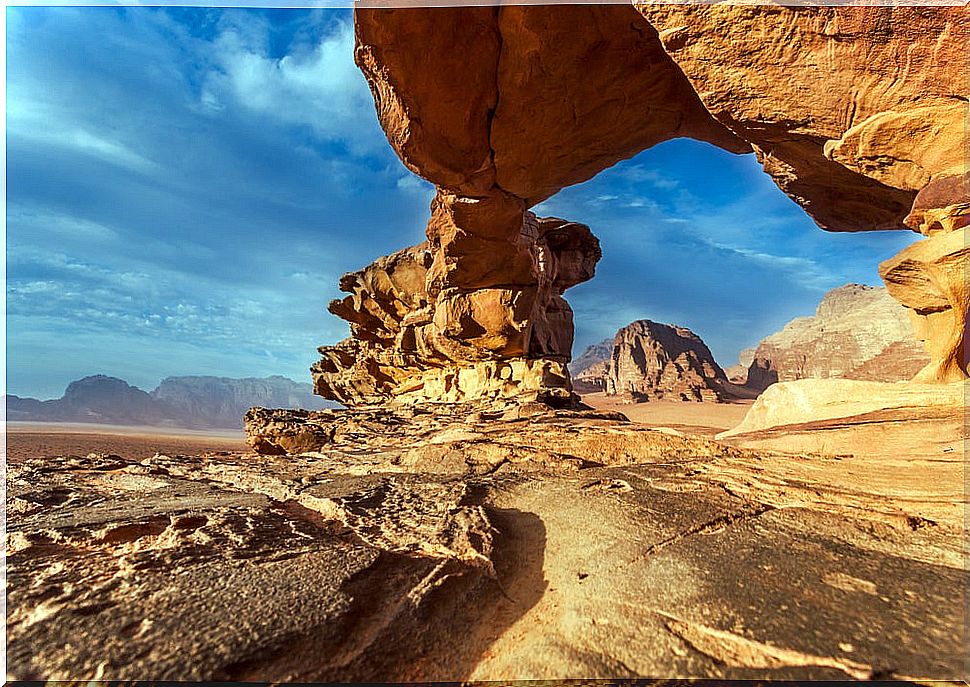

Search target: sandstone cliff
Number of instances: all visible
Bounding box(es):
[575,321,728,402]
[333,4,966,405]
[738,284,930,391]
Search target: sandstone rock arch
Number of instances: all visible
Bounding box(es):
[314,4,967,406]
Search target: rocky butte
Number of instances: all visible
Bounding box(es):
[8,5,968,682]
[738,284,931,390]
[573,320,729,402]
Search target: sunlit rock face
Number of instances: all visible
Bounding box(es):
[325,4,966,406]
[584,321,729,403]
[634,4,967,381]
[312,212,601,406]
[880,227,969,383]
[354,5,749,203]
[742,285,931,390]
[635,5,965,232]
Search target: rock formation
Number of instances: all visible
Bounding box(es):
[11,400,966,680]
[567,339,612,378]
[313,214,601,406]
[879,198,969,383]
[737,284,930,391]
[632,5,967,384]
[568,338,612,394]
[724,348,756,385]
[719,378,963,439]
[575,321,728,402]
[325,4,966,408]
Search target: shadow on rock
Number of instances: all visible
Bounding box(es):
[215,506,548,682]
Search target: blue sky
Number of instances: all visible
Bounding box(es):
[6,7,919,399]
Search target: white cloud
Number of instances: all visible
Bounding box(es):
[618,165,679,190]
[8,102,159,174]
[202,17,378,151]
[7,204,119,241]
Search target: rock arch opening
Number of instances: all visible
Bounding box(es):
[312,4,966,407]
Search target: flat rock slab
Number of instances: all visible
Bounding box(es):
[6,420,966,681]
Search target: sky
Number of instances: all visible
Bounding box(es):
[5,6,920,399]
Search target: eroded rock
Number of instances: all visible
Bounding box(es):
[576,320,728,402]
[345,5,966,400]
[719,378,963,438]
[739,284,930,390]
[313,210,601,406]
[879,228,969,383]
[9,411,966,680]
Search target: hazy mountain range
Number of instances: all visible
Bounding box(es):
[5,374,336,429]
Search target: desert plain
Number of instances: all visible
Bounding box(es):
[6,383,967,681]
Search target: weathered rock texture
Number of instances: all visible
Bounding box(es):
[739,284,930,391]
[9,404,967,680]
[635,5,965,232]
[880,226,969,383]
[313,214,601,406]
[575,320,728,402]
[632,5,967,383]
[720,378,964,439]
[333,4,967,405]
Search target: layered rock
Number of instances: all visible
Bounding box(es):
[576,320,728,402]
[13,402,966,680]
[880,225,969,383]
[312,212,601,406]
[719,378,963,438]
[341,4,967,402]
[739,284,930,391]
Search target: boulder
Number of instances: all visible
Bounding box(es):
[718,378,963,438]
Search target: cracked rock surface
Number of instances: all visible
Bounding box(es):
[7,406,966,681]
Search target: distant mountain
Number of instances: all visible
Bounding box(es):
[5,374,336,429]
[733,284,930,391]
[151,375,331,429]
[568,339,612,377]
[573,320,729,402]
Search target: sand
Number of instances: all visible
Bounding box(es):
[579,392,754,437]
[4,421,246,464]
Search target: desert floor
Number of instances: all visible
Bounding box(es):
[4,421,246,464]
[5,403,966,681]
[579,392,754,437]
